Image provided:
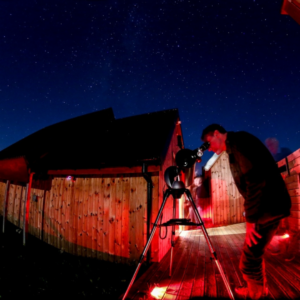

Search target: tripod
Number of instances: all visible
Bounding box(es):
[122,184,235,300]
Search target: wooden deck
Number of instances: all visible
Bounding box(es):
[124,223,300,299]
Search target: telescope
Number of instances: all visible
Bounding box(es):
[175,141,210,169]
[164,141,210,190]
[122,139,235,300]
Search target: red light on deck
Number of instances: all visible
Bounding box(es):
[150,286,167,299]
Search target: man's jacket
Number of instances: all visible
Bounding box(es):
[225,131,291,227]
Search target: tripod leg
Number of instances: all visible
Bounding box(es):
[169,195,176,277]
[122,189,172,300]
[185,189,235,300]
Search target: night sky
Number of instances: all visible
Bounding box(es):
[1,0,300,173]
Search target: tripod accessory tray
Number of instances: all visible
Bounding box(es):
[157,218,203,227]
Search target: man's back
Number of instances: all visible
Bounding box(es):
[225,131,291,227]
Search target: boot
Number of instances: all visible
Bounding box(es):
[235,283,268,300]
[248,282,268,299]
[248,283,264,300]
[234,285,249,299]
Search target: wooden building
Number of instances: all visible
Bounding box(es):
[0,108,185,264]
[281,0,300,25]
[203,151,245,227]
[277,148,300,233]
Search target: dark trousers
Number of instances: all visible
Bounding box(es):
[239,221,280,286]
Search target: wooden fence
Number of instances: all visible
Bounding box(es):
[0,174,159,264]
[278,148,300,232]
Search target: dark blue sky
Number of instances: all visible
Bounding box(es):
[1,0,300,171]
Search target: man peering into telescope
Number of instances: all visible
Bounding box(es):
[201,124,291,300]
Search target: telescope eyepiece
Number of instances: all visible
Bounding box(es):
[197,141,210,157]
[199,141,210,152]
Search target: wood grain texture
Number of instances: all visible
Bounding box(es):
[115,177,122,263]
[103,177,110,261]
[97,178,105,261]
[43,190,50,243]
[91,178,98,259]
[7,184,16,224]
[0,182,6,215]
[0,173,158,264]
[121,176,130,264]
[207,151,245,227]
[128,222,300,299]
[157,120,181,262]
[0,117,186,265]
[76,177,84,256]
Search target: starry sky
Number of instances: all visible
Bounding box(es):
[1,0,300,173]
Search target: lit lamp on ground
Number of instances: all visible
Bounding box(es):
[282,233,290,239]
[150,286,167,299]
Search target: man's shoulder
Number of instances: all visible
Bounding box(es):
[227,131,258,144]
[226,131,266,157]
[227,131,255,138]
[227,131,275,163]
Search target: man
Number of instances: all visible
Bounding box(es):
[265,137,292,162]
[201,124,291,299]
[187,176,209,226]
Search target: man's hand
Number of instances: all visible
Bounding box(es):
[245,222,262,247]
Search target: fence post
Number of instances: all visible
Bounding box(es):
[23,173,35,245]
[2,180,10,233]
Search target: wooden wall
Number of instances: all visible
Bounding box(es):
[278,148,300,232]
[0,183,26,228]
[0,174,159,264]
[206,151,245,227]
[205,148,300,229]
[0,122,185,264]
[156,120,184,262]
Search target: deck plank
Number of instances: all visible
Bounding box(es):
[176,231,200,300]
[129,234,186,299]
[190,231,206,299]
[124,223,300,300]
[204,229,217,298]
[218,225,244,287]
[161,231,199,300]
[209,227,228,299]
[213,226,241,298]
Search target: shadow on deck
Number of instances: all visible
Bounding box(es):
[124,223,300,299]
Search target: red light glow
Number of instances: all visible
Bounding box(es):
[282,233,290,239]
[150,287,167,299]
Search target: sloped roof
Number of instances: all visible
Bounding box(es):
[111,109,180,165]
[0,108,180,182]
[0,108,115,163]
[0,108,115,182]
[0,157,28,183]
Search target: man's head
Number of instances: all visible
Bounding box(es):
[201,124,227,155]
[193,176,203,186]
[265,137,279,155]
